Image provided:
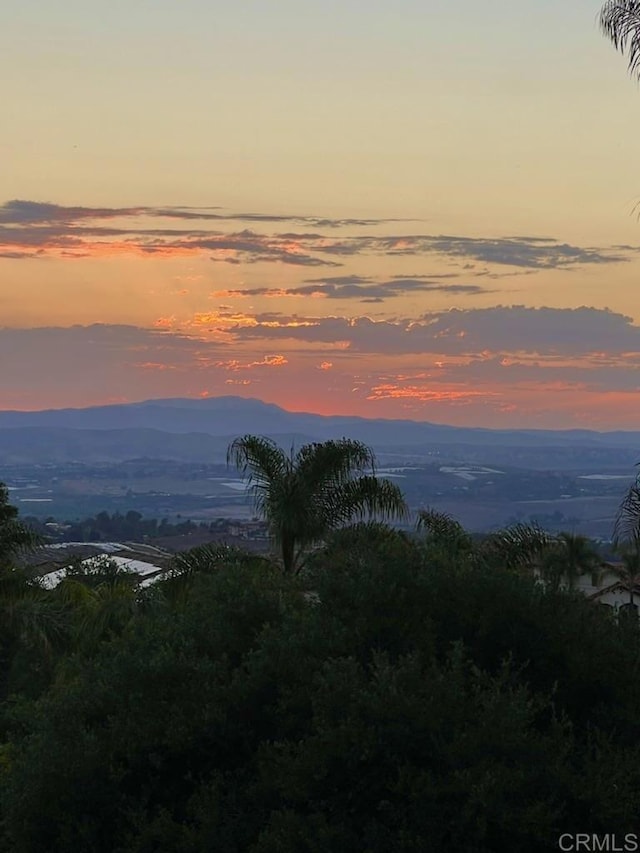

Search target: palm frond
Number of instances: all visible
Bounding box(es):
[227,435,289,517]
[417,507,465,539]
[601,1,640,79]
[295,439,377,487]
[1,594,69,654]
[556,531,601,569]
[416,508,473,557]
[328,476,408,526]
[73,583,138,647]
[170,542,267,576]
[52,577,97,608]
[481,522,554,570]
[0,521,43,565]
[613,480,640,547]
[227,435,288,483]
[287,439,381,545]
[553,531,604,586]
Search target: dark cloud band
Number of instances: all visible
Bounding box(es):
[0,199,628,270]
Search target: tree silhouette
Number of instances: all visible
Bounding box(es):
[601,1,640,80]
[0,483,40,566]
[227,436,408,573]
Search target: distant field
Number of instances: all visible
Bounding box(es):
[51,474,249,498]
[5,456,631,534]
[430,496,619,538]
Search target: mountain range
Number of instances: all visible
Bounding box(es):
[0,396,638,465]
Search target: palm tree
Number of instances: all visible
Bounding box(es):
[416,508,469,544]
[613,475,640,549]
[601,2,640,80]
[416,507,474,563]
[227,436,408,574]
[474,523,603,591]
[0,568,68,652]
[606,473,640,612]
[42,557,144,654]
[479,522,554,573]
[553,531,604,589]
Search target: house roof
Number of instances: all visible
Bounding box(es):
[39,553,169,590]
[587,580,640,601]
[25,541,173,588]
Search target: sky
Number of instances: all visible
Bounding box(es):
[3,0,640,429]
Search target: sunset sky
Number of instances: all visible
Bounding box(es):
[3,0,640,429]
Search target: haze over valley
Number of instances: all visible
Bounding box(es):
[3,396,637,537]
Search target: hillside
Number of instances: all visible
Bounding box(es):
[1,396,639,453]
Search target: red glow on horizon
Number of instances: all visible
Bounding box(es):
[1,384,639,431]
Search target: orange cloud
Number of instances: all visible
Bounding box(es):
[215,354,288,371]
[367,384,499,404]
[212,287,327,299]
[134,361,178,371]
[192,311,259,328]
[257,354,287,367]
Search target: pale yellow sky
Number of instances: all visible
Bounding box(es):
[2,0,640,428]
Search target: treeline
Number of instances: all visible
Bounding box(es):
[26,510,228,542]
[2,432,640,851]
[1,523,640,847]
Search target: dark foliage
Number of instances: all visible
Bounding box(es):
[1,513,640,850]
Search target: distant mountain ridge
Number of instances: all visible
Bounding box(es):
[0,395,638,449]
